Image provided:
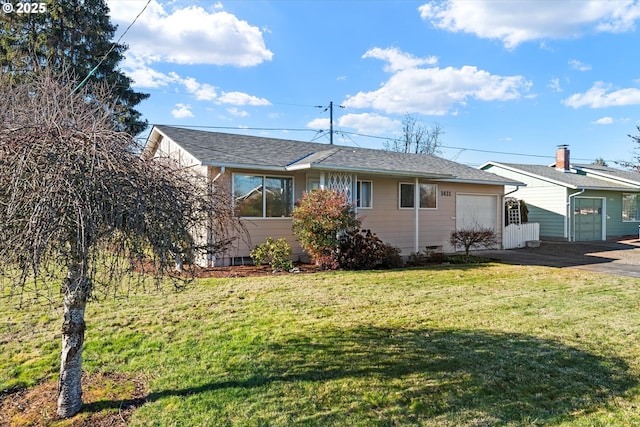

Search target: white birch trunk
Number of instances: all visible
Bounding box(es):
[57,273,90,418]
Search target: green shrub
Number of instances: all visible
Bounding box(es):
[292,189,360,269]
[250,237,294,271]
[406,248,448,267]
[336,229,403,270]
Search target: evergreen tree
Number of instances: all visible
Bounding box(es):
[0,0,148,135]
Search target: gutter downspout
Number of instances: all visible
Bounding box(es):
[567,189,585,242]
[504,186,521,198]
[415,177,420,253]
[212,166,226,183]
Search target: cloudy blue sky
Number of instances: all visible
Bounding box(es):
[108,0,640,166]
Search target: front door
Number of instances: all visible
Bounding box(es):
[574,198,604,241]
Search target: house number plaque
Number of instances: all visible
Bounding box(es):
[440,190,452,197]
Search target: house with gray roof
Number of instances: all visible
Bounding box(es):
[145,125,521,266]
[481,146,640,242]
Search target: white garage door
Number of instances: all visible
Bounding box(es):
[456,194,498,231]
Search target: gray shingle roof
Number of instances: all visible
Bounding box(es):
[491,162,639,191]
[152,126,520,185]
[573,164,640,186]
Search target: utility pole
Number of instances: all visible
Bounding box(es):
[316,101,344,145]
[329,101,334,145]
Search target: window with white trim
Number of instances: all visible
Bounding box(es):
[233,174,294,218]
[399,182,437,209]
[622,193,640,222]
[357,180,372,208]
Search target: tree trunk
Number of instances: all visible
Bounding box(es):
[175,253,184,272]
[57,271,91,418]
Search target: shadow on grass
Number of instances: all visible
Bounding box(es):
[86,326,637,424]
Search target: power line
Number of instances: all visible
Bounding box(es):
[335,130,605,162]
[153,124,318,134]
[315,101,344,145]
[73,0,152,93]
[148,123,621,164]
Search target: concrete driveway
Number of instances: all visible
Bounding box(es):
[481,238,640,278]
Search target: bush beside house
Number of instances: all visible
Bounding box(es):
[291,189,360,269]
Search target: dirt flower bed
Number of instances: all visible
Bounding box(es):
[187,262,322,278]
[0,372,148,427]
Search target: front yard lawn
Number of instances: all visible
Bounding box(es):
[2,263,640,426]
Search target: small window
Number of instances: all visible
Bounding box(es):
[233,174,294,218]
[419,183,437,209]
[400,183,415,208]
[622,193,640,222]
[357,181,372,208]
[399,182,437,209]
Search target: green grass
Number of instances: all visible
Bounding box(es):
[3,263,640,425]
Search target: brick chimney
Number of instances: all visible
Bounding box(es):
[555,145,570,171]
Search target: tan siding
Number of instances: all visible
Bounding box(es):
[218,168,305,265]
[358,177,504,255]
[226,218,304,263]
[201,169,506,263]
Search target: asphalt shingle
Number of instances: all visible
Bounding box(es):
[495,162,639,190]
[153,126,519,185]
[573,164,640,186]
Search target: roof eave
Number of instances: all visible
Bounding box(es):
[483,161,579,189]
[573,166,640,187]
[286,163,454,179]
[201,161,287,172]
[436,178,526,186]
[145,126,205,166]
[575,186,640,192]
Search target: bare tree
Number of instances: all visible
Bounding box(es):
[0,71,243,418]
[385,113,444,155]
[450,226,498,256]
[622,126,640,171]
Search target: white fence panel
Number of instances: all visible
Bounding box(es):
[503,223,540,249]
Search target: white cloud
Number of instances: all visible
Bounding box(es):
[548,78,563,93]
[569,59,592,71]
[563,82,640,108]
[218,92,271,106]
[593,116,614,125]
[123,64,272,110]
[227,107,249,117]
[108,0,273,66]
[171,103,194,119]
[119,55,177,88]
[338,113,401,135]
[344,48,531,115]
[419,0,640,49]
[181,77,218,101]
[306,118,330,129]
[363,47,438,72]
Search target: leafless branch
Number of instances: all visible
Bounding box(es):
[0,69,245,304]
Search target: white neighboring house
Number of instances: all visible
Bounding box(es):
[481,146,640,242]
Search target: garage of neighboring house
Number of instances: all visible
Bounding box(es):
[573,197,605,241]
